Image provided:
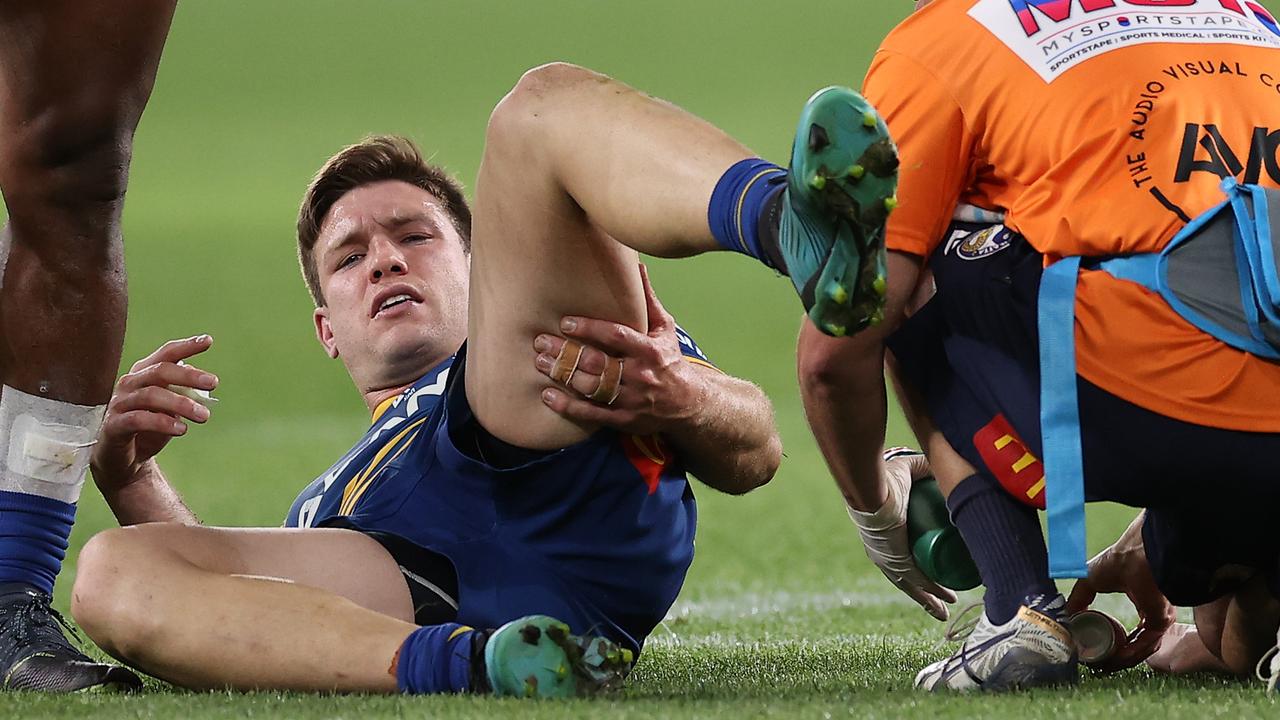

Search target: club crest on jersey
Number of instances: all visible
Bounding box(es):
[945,224,1012,260]
[968,0,1280,83]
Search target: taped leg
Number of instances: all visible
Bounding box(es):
[0,0,176,692]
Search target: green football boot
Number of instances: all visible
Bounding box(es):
[483,615,633,698]
[781,86,898,337]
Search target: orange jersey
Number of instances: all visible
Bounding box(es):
[864,0,1280,431]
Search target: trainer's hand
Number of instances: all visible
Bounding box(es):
[534,265,706,436]
[1065,513,1175,673]
[91,335,219,492]
[848,448,958,621]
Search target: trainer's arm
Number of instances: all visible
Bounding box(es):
[90,335,214,526]
[536,267,781,495]
[797,251,920,512]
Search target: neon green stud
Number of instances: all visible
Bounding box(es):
[824,322,847,337]
[621,649,634,665]
[829,284,849,304]
[556,664,569,680]
[523,679,537,697]
[848,164,865,180]
[809,174,826,190]
[873,276,887,297]
[863,111,878,128]
[884,196,899,212]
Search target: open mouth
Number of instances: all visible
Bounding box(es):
[379,294,415,312]
[372,290,422,318]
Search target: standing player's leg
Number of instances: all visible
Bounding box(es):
[0,0,176,690]
[467,62,897,450]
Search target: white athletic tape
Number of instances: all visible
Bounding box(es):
[171,361,217,407]
[0,385,105,504]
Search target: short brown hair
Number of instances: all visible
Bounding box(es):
[297,135,472,306]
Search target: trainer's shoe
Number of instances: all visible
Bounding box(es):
[781,86,898,337]
[0,585,142,692]
[482,615,633,698]
[1256,628,1280,692]
[915,596,1078,692]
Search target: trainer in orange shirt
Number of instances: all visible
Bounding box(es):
[799,0,1280,692]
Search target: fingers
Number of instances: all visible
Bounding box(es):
[109,385,211,424]
[541,387,632,427]
[919,576,960,605]
[1105,623,1167,672]
[885,570,952,622]
[537,349,618,401]
[129,334,214,373]
[535,336,613,376]
[114,357,219,426]
[103,409,190,440]
[556,315,649,357]
[1065,579,1098,615]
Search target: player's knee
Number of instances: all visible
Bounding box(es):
[0,103,135,218]
[486,62,597,148]
[72,528,158,657]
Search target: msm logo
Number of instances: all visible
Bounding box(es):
[1008,0,1279,38]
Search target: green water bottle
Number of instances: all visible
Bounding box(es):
[906,476,981,591]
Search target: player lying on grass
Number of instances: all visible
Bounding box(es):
[68,61,900,696]
[798,0,1280,692]
[0,0,177,691]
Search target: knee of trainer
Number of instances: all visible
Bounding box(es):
[487,62,596,145]
[72,529,156,651]
[1,109,134,212]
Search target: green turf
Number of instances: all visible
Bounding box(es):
[3,0,1280,716]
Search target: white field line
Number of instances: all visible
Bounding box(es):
[663,580,1188,634]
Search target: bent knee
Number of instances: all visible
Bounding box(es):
[0,105,136,214]
[486,62,600,145]
[72,528,165,657]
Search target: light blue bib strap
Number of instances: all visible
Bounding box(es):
[1097,254,1159,292]
[1037,256,1088,579]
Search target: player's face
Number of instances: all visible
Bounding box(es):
[312,180,470,392]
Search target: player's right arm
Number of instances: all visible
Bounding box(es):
[90,335,215,525]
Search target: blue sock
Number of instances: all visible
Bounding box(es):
[946,473,1058,625]
[0,490,75,596]
[707,158,787,270]
[395,623,478,694]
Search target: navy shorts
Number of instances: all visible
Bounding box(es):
[889,223,1280,606]
[324,348,697,653]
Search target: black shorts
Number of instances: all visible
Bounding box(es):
[889,224,1280,606]
[323,518,461,625]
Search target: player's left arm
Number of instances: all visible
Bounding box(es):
[535,265,781,495]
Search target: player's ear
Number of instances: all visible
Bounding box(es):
[314,307,340,359]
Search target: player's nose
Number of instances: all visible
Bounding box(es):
[368,237,408,280]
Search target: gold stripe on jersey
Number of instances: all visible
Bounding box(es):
[340,427,423,515]
[339,417,427,515]
[371,395,399,425]
[684,356,721,373]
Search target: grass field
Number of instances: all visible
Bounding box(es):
[2,1,1279,717]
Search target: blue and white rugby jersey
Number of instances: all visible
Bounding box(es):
[285,326,715,529]
[286,356,453,529]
